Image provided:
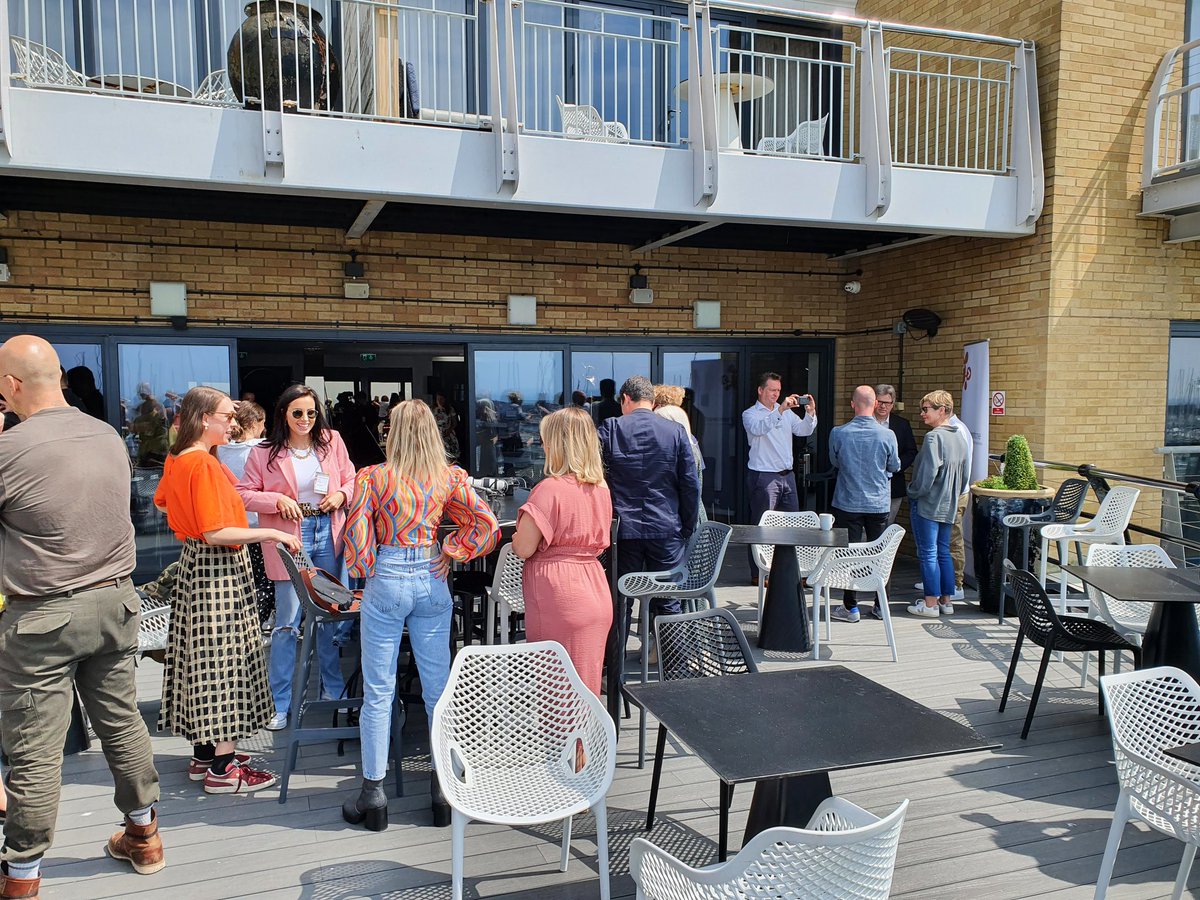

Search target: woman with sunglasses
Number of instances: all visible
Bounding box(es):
[238,385,357,730]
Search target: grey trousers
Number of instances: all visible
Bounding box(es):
[0,582,160,863]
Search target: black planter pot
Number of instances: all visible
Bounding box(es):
[227,2,341,112]
[972,489,1053,615]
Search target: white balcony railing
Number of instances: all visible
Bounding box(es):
[1144,37,1200,185]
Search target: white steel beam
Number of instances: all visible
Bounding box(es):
[633,221,723,253]
[346,200,387,239]
[827,234,942,260]
[1166,212,1200,243]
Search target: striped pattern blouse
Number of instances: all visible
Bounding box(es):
[343,463,500,578]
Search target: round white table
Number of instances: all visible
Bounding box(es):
[676,72,775,150]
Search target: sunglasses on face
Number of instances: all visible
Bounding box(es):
[290,409,319,420]
[920,405,942,413]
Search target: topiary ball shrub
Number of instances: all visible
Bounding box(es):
[1002,435,1039,491]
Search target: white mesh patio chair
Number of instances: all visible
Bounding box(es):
[9,37,87,89]
[630,796,908,900]
[618,521,733,767]
[193,69,239,106]
[1040,486,1140,615]
[136,591,171,656]
[484,542,525,645]
[807,525,905,663]
[432,641,617,900]
[751,509,822,627]
[1095,667,1200,899]
[755,113,829,156]
[555,95,630,143]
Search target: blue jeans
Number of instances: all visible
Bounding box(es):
[910,501,956,598]
[359,546,453,781]
[270,515,348,715]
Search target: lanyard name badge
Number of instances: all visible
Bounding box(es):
[313,471,330,495]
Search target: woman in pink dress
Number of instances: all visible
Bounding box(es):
[512,406,613,696]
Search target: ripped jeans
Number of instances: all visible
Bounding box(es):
[269,514,348,715]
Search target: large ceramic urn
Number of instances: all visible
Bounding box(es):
[227,2,341,111]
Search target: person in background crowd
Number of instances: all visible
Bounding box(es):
[906,390,971,619]
[58,367,86,413]
[238,385,356,731]
[741,372,818,584]
[66,365,104,420]
[475,397,499,475]
[653,384,705,523]
[945,411,974,602]
[0,336,163,899]
[827,386,900,622]
[342,400,499,831]
[217,402,274,627]
[155,386,298,794]
[873,383,917,526]
[432,393,460,463]
[131,392,169,468]
[512,407,613,696]
[0,395,18,432]
[593,378,622,425]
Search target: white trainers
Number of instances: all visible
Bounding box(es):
[940,602,954,615]
[915,582,965,601]
[907,603,940,618]
[266,712,288,732]
[831,606,861,623]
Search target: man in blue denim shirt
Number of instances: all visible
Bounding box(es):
[827,385,900,622]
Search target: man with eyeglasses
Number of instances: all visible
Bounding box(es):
[0,336,163,899]
[873,384,917,526]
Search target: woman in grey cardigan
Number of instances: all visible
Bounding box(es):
[906,390,972,618]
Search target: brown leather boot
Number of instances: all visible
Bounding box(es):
[0,865,39,900]
[105,810,165,875]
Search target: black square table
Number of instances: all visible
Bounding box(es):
[624,665,996,861]
[1062,566,1200,680]
[728,525,848,653]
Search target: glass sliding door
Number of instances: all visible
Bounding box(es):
[472,348,563,481]
[569,348,652,426]
[662,350,740,520]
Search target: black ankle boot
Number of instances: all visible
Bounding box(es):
[342,778,388,831]
[430,775,451,828]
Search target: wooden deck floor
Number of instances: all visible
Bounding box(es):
[41,558,1200,899]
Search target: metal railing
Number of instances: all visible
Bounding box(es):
[1144,37,1200,184]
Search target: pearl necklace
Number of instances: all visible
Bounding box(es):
[288,444,314,460]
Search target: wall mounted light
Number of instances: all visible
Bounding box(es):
[629,264,653,305]
[149,281,187,317]
[694,299,721,329]
[343,252,369,299]
[0,247,10,283]
[844,280,862,294]
[508,294,537,326]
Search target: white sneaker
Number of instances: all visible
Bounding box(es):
[914,583,965,601]
[907,603,940,619]
[831,606,861,623]
[939,602,954,615]
[266,712,288,732]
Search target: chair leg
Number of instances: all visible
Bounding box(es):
[390,694,406,798]
[1097,651,1106,715]
[878,586,898,663]
[1038,535,1050,588]
[825,588,832,642]
[499,598,509,645]
[646,725,668,831]
[594,801,612,900]
[1021,643,1054,740]
[559,814,572,872]
[1000,627,1026,712]
[1093,790,1131,900]
[757,579,765,629]
[451,809,467,900]
[811,585,821,661]
[718,780,731,863]
[484,592,496,646]
[638,598,650,769]
[1172,843,1197,900]
[1057,540,1069,611]
[1079,651,1090,689]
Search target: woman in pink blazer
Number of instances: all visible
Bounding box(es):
[237,385,357,730]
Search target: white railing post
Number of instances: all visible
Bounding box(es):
[486,0,519,191]
[688,0,717,204]
[1011,40,1043,227]
[1144,43,1184,189]
[859,22,890,217]
[0,0,13,151]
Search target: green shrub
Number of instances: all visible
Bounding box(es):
[975,475,1007,490]
[1002,435,1039,491]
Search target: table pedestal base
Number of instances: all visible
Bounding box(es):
[727,772,831,860]
[757,544,811,652]
[1142,601,1200,681]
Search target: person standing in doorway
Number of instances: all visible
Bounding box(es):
[873,384,918,527]
[741,372,818,583]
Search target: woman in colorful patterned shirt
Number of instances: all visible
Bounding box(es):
[341,399,499,831]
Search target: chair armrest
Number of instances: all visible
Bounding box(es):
[808,552,875,583]
[618,570,681,596]
[1003,512,1052,528]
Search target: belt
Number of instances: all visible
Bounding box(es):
[381,543,440,559]
[753,469,794,477]
[8,576,127,603]
[298,502,329,518]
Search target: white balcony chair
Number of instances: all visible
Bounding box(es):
[1095,666,1200,900]
[432,641,617,900]
[193,69,239,106]
[752,509,822,627]
[9,38,87,89]
[755,113,829,156]
[484,542,525,644]
[1085,543,1174,644]
[1040,486,1141,615]
[630,796,909,900]
[808,525,905,663]
[555,95,630,143]
[136,591,171,656]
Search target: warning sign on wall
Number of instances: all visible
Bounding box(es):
[991,391,1006,416]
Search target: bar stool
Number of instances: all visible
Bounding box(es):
[276,547,406,803]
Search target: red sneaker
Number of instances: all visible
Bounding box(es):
[188,753,252,782]
[203,762,278,795]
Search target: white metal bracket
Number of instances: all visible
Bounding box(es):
[262,110,284,173]
[487,0,520,191]
[1011,41,1044,227]
[859,22,891,218]
[0,0,15,151]
[688,0,717,204]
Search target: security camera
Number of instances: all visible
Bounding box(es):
[844,280,861,295]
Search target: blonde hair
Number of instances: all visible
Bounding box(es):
[655,403,692,434]
[540,407,607,486]
[654,384,685,409]
[386,399,452,487]
[921,390,955,414]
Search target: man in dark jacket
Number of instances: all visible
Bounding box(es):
[874,383,918,525]
[598,375,700,628]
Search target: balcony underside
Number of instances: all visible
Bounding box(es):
[0,88,1032,247]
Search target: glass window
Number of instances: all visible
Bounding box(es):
[1168,336,1200,447]
[119,343,232,581]
[52,342,106,420]
[472,349,563,481]
[570,350,651,426]
[662,351,739,520]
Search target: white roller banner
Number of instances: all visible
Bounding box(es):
[960,340,990,583]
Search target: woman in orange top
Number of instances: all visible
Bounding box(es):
[154,386,302,795]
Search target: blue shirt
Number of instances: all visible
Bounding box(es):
[828,415,900,514]
[598,408,700,540]
[741,401,818,472]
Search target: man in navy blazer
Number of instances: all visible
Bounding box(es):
[874,383,918,525]
[598,375,700,627]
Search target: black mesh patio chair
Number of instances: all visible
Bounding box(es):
[645,608,757,834]
[999,563,1141,739]
[1000,478,1089,623]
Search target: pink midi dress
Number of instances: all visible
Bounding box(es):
[517,475,613,696]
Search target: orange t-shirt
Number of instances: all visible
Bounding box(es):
[154,450,249,543]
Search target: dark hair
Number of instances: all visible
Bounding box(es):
[263,384,332,468]
[757,371,783,389]
[169,386,229,456]
[619,375,655,404]
[230,401,266,441]
[599,378,616,397]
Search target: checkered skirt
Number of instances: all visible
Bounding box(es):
[158,539,275,744]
